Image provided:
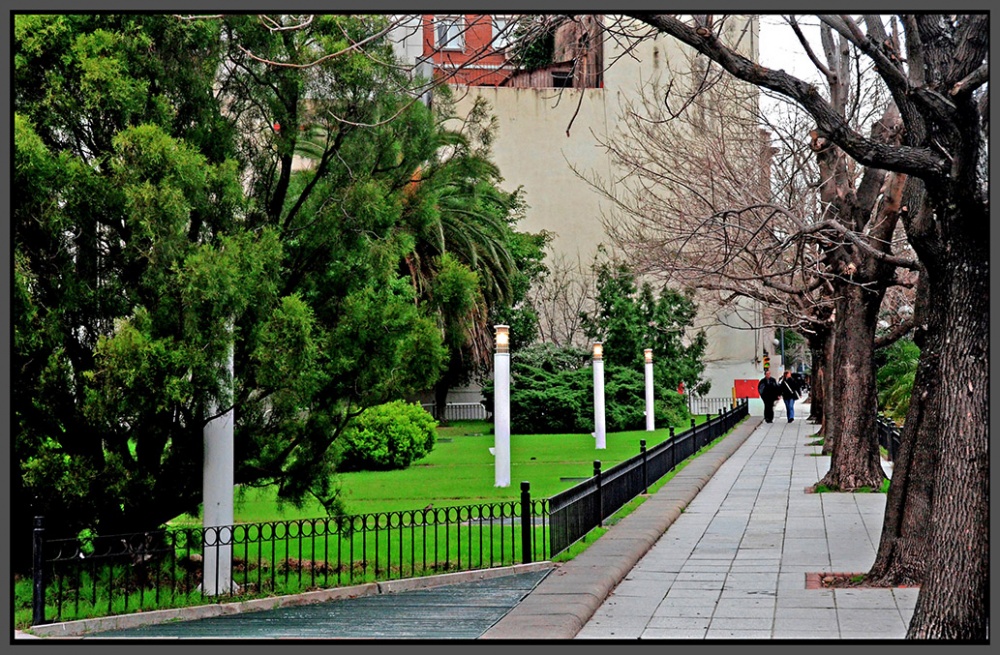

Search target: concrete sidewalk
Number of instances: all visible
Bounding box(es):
[487,399,914,640]
[481,408,763,639]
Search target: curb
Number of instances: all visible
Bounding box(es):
[480,416,762,640]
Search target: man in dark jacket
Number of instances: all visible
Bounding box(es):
[758,369,780,423]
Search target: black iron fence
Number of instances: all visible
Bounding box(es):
[30,494,548,627]
[548,400,748,555]
[29,400,748,627]
[876,413,901,461]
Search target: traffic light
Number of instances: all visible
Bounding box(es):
[763,354,771,371]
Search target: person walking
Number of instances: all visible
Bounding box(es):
[758,369,780,423]
[779,369,801,423]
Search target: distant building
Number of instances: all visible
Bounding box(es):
[392,15,768,407]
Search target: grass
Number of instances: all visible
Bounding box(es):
[812,478,891,494]
[170,417,714,525]
[21,413,740,631]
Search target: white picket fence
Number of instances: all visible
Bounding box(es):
[420,401,489,421]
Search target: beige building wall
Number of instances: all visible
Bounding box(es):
[397,16,765,399]
[454,86,611,267]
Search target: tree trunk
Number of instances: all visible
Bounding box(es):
[815,284,886,491]
[433,376,451,426]
[806,328,829,425]
[868,275,935,586]
[820,332,836,454]
[905,218,988,640]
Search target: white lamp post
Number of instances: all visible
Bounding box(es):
[593,342,606,449]
[494,325,511,487]
[644,348,655,431]
[203,335,234,595]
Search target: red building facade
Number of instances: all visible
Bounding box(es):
[420,14,603,88]
[421,14,515,86]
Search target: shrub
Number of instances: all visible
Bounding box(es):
[336,401,438,471]
[603,365,691,432]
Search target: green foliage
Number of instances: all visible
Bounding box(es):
[482,343,692,434]
[603,366,692,433]
[506,18,556,71]
[12,14,478,569]
[876,338,919,423]
[581,260,710,395]
[336,401,439,472]
[401,93,549,401]
[774,328,806,369]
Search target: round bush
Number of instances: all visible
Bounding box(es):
[337,401,438,471]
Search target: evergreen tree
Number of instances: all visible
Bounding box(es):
[13,14,456,568]
[581,261,709,395]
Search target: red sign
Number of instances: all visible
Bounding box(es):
[734,379,760,398]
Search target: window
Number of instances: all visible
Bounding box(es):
[492,15,512,50]
[435,16,464,51]
[551,71,573,88]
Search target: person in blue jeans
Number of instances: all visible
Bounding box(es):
[779,370,801,422]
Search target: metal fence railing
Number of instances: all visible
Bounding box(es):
[30,493,550,627]
[548,400,749,556]
[29,400,749,627]
[876,414,901,461]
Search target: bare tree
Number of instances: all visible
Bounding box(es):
[526,250,597,348]
[619,13,988,640]
[572,19,920,489]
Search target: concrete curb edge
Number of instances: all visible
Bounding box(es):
[480,416,762,640]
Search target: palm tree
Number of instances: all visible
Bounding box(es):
[400,98,526,422]
[876,338,918,424]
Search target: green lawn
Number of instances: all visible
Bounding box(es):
[173,418,709,525]
[22,415,736,630]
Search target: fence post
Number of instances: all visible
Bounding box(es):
[690,417,698,450]
[32,516,45,626]
[669,426,676,470]
[640,439,648,494]
[520,481,532,564]
[593,461,603,526]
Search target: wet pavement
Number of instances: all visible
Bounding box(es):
[83,568,551,640]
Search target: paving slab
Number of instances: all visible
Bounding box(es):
[571,400,916,641]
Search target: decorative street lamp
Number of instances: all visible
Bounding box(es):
[494,325,511,487]
[644,348,655,431]
[593,342,606,449]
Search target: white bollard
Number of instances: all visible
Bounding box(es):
[593,343,606,449]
